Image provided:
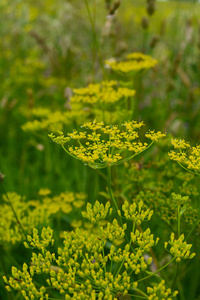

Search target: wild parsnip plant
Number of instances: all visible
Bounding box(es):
[49,120,165,215]
[1,1,200,299]
[5,201,193,299]
[122,140,200,233]
[3,162,196,299]
[4,119,197,300]
[169,138,200,239]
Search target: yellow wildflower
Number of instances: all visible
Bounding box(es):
[71,80,135,104]
[49,120,166,169]
[105,52,157,73]
[169,138,200,174]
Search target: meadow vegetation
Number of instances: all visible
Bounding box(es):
[0,0,200,299]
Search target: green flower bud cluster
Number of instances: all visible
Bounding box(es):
[123,158,199,230]
[30,251,56,275]
[82,200,112,223]
[5,191,188,300]
[108,244,151,274]
[124,248,152,275]
[24,227,54,253]
[164,233,196,262]
[57,228,106,270]
[101,219,127,242]
[147,280,178,300]
[131,228,159,252]
[49,131,70,145]
[171,193,189,207]
[3,263,48,300]
[122,200,153,224]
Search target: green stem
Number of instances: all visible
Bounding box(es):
[178,205,181,237]
[114,221,136,279]
[107,166,123,226]
[134,288,148,298]
[172,205,181,289]
[97,223,106,274]
[178,162,198,176]
[114,258,125,279]
[62,145,81,160]
[113,141,154,166]
[1,182,26,239]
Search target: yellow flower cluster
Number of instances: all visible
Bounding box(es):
[0,191,87,245]
[38,188,52,196]
[171,193,189,206]
[54,228,139,298]
[145,130,167,142]
[131,228,159,252]
[0,192,50,244]
[22,107,89,133]
[49,120,166,168]
[4,263,49,300]
[5,189,192,300]
[41,191,86,214]
[102,219,127,242]
[122,200,153,224]
[4,226,141,299]
[147,280,178,300]
[169,139,200,174]
[22,109,70,133]
[71,80,135,104]
[82,200,112,224]
[109,243,152,275]
[24,227,54,253]
[123,155,199,228]
[164,233,196,263]
[105,52,157,73]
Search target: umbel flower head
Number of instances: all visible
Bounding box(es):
[147,280,178,299]
[105,52,157,74]
[71,80,135,105]
[49,120,166,169]
[0,192,51,245]
[4,219,182,299]
[164,232,196,263]
[169,138,200,175]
